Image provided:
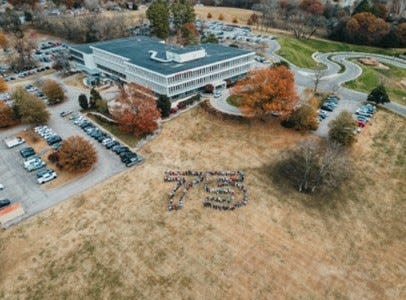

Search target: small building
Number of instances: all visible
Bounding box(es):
[69,36,255,99]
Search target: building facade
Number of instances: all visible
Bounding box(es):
[69,36,255,98]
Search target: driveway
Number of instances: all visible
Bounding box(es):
[0,78,127,227]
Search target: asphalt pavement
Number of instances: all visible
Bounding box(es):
[0,77,126,227]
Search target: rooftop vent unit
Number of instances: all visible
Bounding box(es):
[148,50,172,63]
[166,48,206,63]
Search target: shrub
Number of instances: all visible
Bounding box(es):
[283,101,319,131]
[328,111,358,146]
[232,17,238,24]
[58,136,97,173]
[207,12,212,19]
[95,98,109,115]
[12,88,50,125]
[42,80,65,105]
[204,84,214,93]
[176,94,201,109]
[48,151,60,163]
[89,88,102,108]
[0,101,15,128]
[218,13,224,21]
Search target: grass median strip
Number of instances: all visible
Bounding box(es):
[87,114,140,148]
[276,35,401,69]
[344,62,406,105]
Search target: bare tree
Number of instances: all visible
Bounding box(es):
[275,139,352,193]
[313,64,327,93]
[84,0,100,11]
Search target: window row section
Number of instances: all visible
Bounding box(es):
[167,55,253,84]
[168,64,249,95]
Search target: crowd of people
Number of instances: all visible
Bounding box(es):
[164,170,248,211]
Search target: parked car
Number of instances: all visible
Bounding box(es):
[124,156,143,167]
[106,140,119,149]
[46,135,62,145]
[4,136,25,148]
[214,90,222,98]
[27,159,45,172]
[24,156,41,168]
[0,198,11,209]
[37,170,57,184]
[20,147,35,158]
[0,184,4,191]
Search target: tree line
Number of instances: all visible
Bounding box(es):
[256,0,405,47]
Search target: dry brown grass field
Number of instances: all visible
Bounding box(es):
[0,106,405,299]
[194,6,256,24]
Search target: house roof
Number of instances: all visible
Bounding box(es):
[70,36,253,76]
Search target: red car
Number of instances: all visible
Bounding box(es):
[358,120,366,127]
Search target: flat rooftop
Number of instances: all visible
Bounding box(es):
[70,36,253,76]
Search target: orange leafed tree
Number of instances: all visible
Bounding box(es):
[0,32,8,49]
[0,101,15,128]
[111,83,160,137]
[0,77,7,93]
[231,66,298,119]
[58,136,97,173]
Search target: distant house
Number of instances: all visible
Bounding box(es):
[69,36,255,99]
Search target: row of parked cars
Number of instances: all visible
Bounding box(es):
[2,66,51,81]
[354,103,376,128]
[25,84,49,104]
[34,125,63,149]
[70,114,143,168]
[19,147,57,184]
[318,95,340,122]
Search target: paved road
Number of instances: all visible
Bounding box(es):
[0,77,126,227]
[211,39,406,121]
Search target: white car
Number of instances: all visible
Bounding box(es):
[214,91,222,98]
[0,184,4,191]
[24,156,41,168]
[37,171,57,184]
[26,160,45,172]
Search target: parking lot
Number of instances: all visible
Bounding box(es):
[0,95,128,226]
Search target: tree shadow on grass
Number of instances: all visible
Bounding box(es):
[253,162,363,221]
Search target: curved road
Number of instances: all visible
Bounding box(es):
[211,39,406,119]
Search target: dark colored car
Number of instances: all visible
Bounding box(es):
[20,147,35,158]
[97,134,109,142]
[106,140,119,149]
[321,105,334,112]
[124,157,142,167]
[116,147,130,155]
[47,135,62,145]
[119,151,136,160]
[0,198,11,209]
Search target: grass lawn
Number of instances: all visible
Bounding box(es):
[344,62,406,105]
[226,95,242,107]
[276,35,402,69]
[0,106,404,299]
[87,114,140,148]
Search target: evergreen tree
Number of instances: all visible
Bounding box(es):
[157,94,171,118]
[171,0,196,31]
[367,85,390,104]
[78,94,88,110]
[146,0,170,39]
[89,88,101,109]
